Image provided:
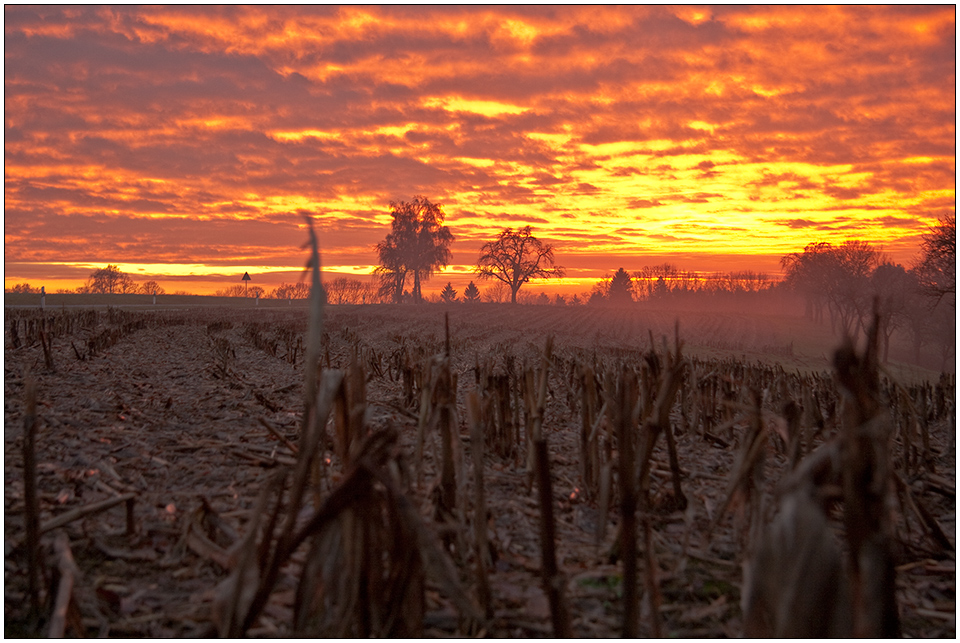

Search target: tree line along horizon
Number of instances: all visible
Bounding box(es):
[7,196,955,344]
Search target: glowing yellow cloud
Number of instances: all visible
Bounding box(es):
[422,96,529,117]
[269,129,341,143]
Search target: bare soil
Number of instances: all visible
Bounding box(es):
[4,303,955,637]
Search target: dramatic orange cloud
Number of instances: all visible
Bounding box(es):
[4,5,955,295]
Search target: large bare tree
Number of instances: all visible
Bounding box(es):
[915,214,955,306]
[781,240,883,339]
[88,264,136,294]
[475,226,564,304]
[139,280,164,295]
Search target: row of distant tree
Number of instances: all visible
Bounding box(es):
[587,266,773,304]
[7,265,168,296]
[7,268,375,304]
[5,266,778,306]
[213,278,378,304]
[779,227,955,364]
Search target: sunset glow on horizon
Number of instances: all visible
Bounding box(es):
[4,5,955,296]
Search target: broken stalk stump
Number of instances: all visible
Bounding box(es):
[614,367,640,638]
[535,436,571,638]
[22,372,40,620]
[467,392,492,619]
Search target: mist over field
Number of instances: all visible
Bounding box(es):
[5,287,950,378]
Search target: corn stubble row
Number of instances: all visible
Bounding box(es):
[200,291,952,636]
[11,279,953,635]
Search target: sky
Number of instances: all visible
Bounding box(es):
[4,5,956,296]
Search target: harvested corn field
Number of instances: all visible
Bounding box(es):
[4,302,955,637]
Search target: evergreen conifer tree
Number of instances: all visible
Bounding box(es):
[440,282,458,303]
[463,280,481,302]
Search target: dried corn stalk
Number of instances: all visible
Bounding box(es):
[742,480,852,637]
[294,429,425,637]
[579,363,602,500]
[833,312,900,637]
[636,332,687,514]
[466,392,492,619]
[743,309,901,638]
[611,365,640,637]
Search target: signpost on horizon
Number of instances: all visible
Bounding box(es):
[242,271,251,298]
[40,286,45,311]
